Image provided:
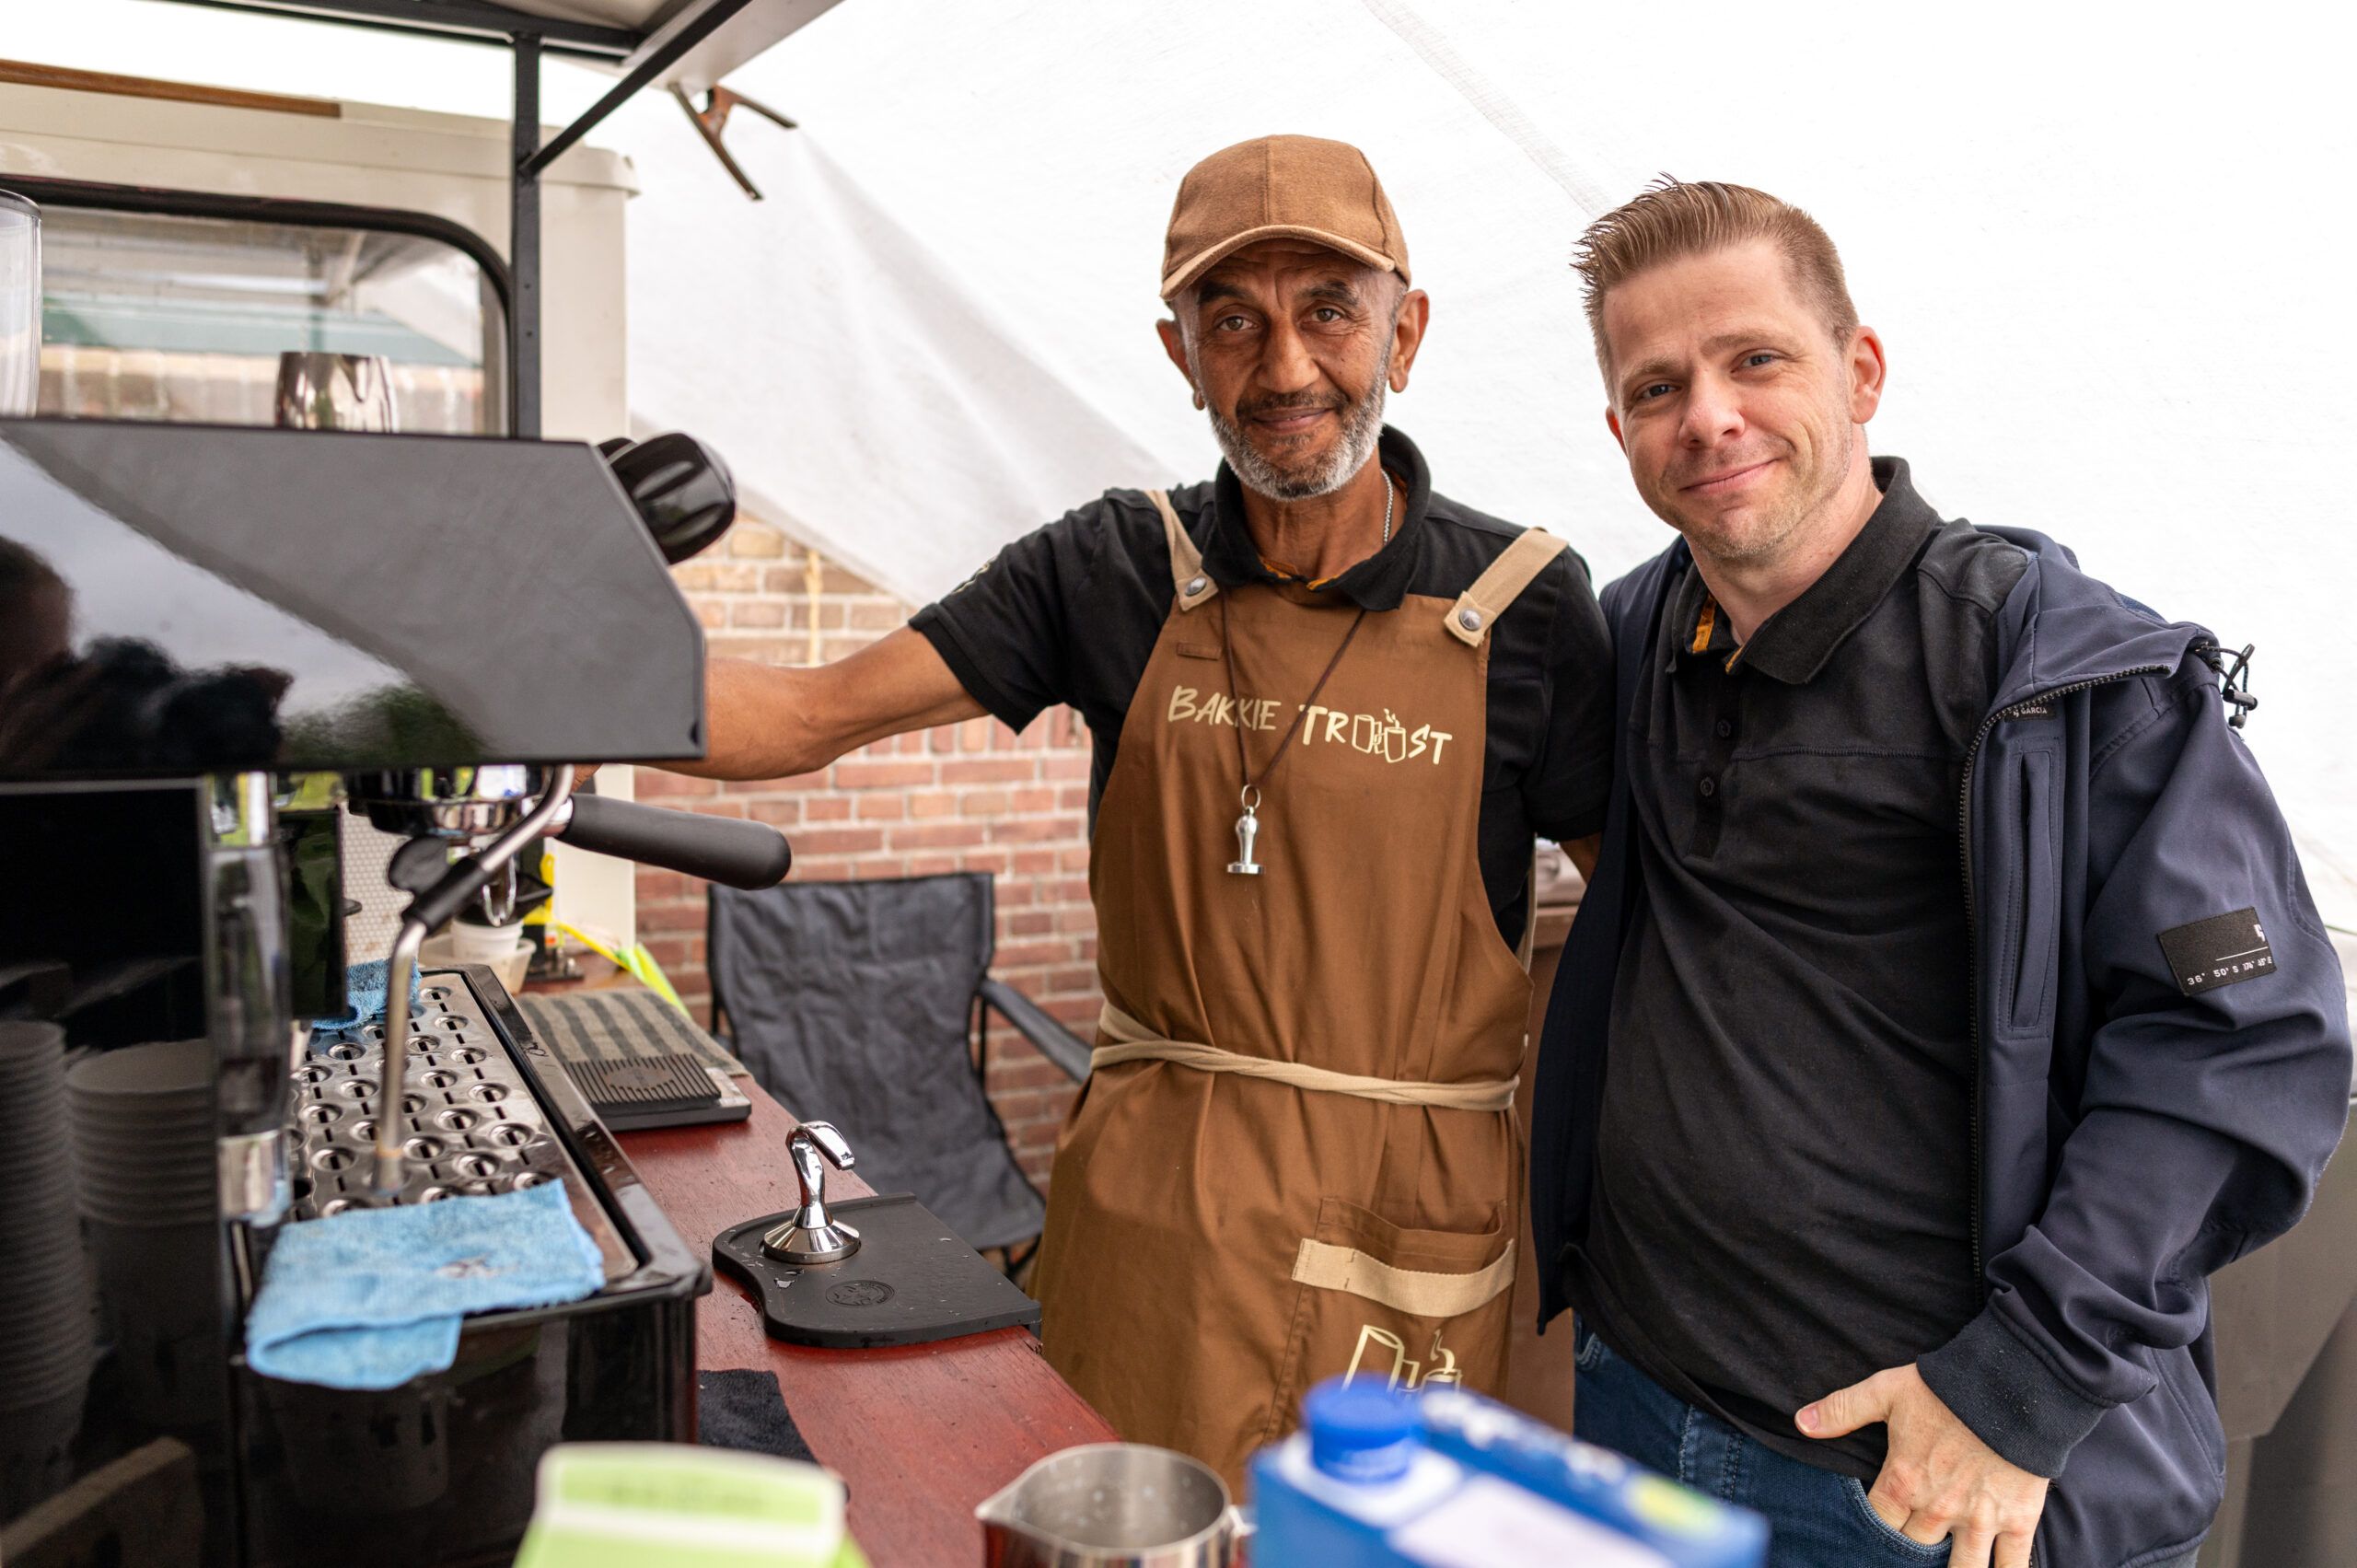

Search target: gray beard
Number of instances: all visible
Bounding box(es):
[1207,377,1387,502]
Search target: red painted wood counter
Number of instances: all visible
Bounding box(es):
[613,1081,1116,1568]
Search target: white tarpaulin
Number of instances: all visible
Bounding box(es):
[611,0,2354,888]
[15,0,2357,902]
[623,130,1188,601]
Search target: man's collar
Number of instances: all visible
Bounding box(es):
[1199,425,1431,611]
[1678,456,1939,684]
[1667,565,1741,672]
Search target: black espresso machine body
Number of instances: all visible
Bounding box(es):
[237,962,704,1568]
[0,417,770,1566]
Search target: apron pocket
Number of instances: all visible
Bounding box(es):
[1263,1196,1516,1444]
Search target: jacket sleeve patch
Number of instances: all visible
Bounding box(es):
[2155,908,2276,996]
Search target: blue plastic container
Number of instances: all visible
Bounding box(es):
[1249,1379,1768,1567]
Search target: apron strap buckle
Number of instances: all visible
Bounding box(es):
[1446,528,1568,646]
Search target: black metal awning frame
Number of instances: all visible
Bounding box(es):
[155,0,763,437]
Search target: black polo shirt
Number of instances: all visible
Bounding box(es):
[909,426,1613,947]
[1570,458,2030,1481]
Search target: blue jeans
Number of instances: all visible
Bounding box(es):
[1571,1322,2196,1568]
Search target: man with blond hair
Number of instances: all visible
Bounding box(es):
[1528,180,2349,1567]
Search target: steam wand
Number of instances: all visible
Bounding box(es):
[373,765,575,1200]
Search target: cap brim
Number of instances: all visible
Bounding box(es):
[1159,224,1405,302]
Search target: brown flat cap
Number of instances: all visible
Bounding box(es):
[1159,134,1411,302]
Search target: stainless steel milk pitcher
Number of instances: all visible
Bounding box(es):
[976,1443,1251,1568]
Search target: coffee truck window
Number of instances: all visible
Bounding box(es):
[34,203,507,435]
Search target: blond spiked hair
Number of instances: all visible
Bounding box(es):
[1573,179,1859,379]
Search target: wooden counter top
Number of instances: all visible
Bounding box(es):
[616,1082,1116,1567]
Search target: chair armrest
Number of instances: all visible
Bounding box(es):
[978,976,1092,1082]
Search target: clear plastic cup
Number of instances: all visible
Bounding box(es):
[0,192,38,417]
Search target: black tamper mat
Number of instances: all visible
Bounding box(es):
[714,1193,1041,1349]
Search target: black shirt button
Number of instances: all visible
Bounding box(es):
[1715,718,1734,739]
[1698,776,1717,798]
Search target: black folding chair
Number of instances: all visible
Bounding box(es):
[706,873,1089,1265]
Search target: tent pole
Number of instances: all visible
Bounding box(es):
[153,0,636,60]
[521,0,761,181]
[510,31,541,440]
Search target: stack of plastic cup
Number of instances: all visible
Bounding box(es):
[0,1020,96,1516]
[65,1038,226,1430]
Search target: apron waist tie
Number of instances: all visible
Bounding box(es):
[1094,1003,1516,1113]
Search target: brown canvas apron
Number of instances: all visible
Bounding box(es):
[1030,488,1566,1486]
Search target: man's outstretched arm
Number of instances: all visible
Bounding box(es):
[667,628,988,782]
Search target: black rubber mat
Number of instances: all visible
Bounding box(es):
[561,1051,749,1132]
[714,1193,1040,1348]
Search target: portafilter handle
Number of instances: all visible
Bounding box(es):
[547,793,791,890]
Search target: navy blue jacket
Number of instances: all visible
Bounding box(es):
[1532,524,2351,1566]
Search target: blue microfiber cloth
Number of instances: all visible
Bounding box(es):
[314,957,421,1033]
[246,1180,604,1390]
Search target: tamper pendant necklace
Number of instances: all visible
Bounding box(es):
[1221,475,1388,876]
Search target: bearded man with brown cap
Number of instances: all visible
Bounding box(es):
[652,134,1613,1481]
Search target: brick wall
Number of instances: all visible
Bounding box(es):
[632,515,1097,1187]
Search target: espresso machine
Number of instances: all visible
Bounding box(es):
[0,382,788,1566]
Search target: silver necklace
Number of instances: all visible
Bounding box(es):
[1223,606,1369,876]
[1221,470,1392,877]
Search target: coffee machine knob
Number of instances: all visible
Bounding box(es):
[604,431,736,564]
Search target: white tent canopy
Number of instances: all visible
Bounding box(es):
[14,0,2357,908]
[613,0,2355,890]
